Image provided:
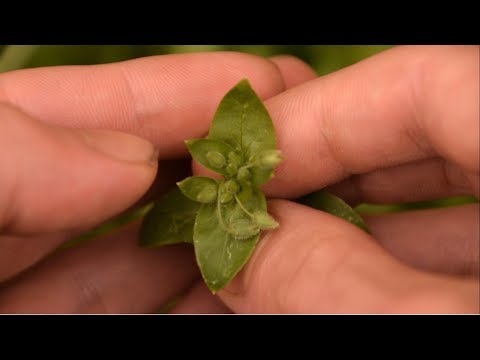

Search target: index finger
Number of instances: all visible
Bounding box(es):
[262,45,479,198]
[0,52,287,157]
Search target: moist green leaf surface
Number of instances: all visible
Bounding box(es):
[297,190,370,233]
[186,138,235,176]
[193,186,266,292]
[139,188,201,247]
[208,79,277,186]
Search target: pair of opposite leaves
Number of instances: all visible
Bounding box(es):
[140,79,369,293]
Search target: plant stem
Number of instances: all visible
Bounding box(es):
[216,193,229,231]
[0,45,39,73]
[240,163,255,170]
[234,194,254,218]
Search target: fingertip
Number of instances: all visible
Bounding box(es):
[0,104,158,235]
[78,128,159,168]
[217,199,403,313]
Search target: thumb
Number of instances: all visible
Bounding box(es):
[0,103,158,235]
[217,200,478,313]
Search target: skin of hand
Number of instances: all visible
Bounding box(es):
[0,46,478,314]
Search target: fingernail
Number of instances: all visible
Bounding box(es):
[81,129,158,166]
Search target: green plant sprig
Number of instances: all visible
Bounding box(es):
[139,79,369,293]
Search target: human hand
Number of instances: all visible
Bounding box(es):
[0,47,477,314]
[191,45,479,313]
[0,52,314,313]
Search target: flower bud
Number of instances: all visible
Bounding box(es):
[256,150,283,169]
[219,191,233,204]
[224,179,240,194]
[196,186,217,203]
[226,163,238,176]
[252,210,279,229]
[206,151,226,168]
[228,151,242,168]
[237,167,251,182]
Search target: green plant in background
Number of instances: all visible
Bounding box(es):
[0,45,39,73]
[0,45,393,76]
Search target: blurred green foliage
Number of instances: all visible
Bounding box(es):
[355,196,477,214]
[1,45,392,75]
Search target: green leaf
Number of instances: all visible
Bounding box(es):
[297,190,370,233]
[177,176,218,203]
[186,138,235,176]
[193,186,267,292]
[208,79,278,186]
[139,188,201,247]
